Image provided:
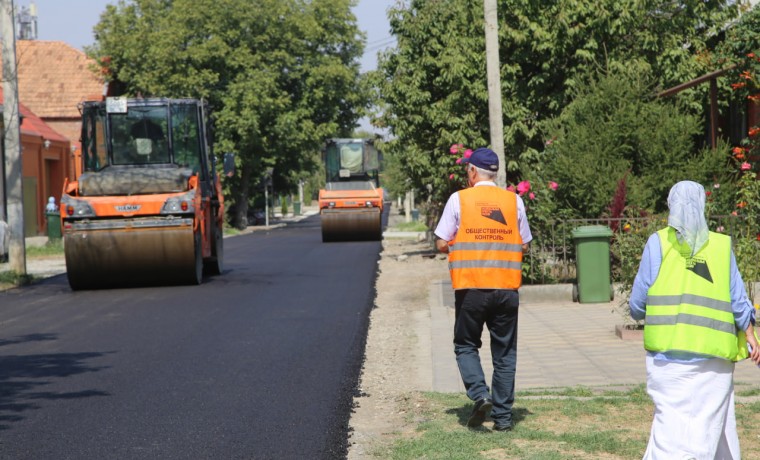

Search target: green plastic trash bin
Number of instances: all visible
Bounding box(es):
[293,201,301,216]
[571,225,613,303]
[46,212,61,240]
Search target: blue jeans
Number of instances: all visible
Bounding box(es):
[454,288,519,425]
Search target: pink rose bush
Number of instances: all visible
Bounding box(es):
[446,145,560,223]
[516,181,531,195]
[447,143,472,186]
[508,180,558,199]
[506,179,559,229]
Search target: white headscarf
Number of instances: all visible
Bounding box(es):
[667,181,708,256]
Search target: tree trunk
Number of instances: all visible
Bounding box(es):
[232,164,253,229]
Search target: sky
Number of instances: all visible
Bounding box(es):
[27,0,396,72]
[24,0,395,132]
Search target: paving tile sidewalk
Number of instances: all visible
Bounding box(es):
[429,279,760,392]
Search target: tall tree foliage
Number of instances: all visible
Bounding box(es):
[89,0,366,227]
[375,0,740,216]
[371,1,487,214]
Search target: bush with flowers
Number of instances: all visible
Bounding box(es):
[610,210,663,328]
[612,130,760,324]
[700,140,760,303]
[709,8,760,300]
[508,175,565,283]
[727,128,760,301]
[446,143,473,189]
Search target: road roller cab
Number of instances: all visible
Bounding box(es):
[319,138,383,242]
[61,97,225,290]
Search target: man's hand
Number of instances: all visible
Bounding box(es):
[436,238,450,254]
[747,324,760,365]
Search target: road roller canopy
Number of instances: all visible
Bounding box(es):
[324,138,380,184]
[81,98,211,176]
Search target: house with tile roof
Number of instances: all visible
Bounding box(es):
[0,91,72,236]
[13,40,105,146]
[0,40,104,236]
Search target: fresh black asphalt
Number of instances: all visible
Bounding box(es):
[0,214,383,459]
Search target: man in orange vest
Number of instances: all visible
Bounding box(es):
[434,147,532,431]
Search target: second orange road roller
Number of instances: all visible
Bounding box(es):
[60,97,228,290]
[318,138,384,242]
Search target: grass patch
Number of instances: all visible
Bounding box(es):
[376,385,760,459]
[224,226,242,236]
[0,270,35,287]
[26,239,64,257]
[390,221,429,232]
[736,387,760,398]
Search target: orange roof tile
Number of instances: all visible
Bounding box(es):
[0,88,69,142]
[1,40,105,119]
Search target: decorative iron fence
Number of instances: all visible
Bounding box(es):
[522,215,755,286]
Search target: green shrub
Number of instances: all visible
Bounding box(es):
[280,194,288,215]
[542,62,708,218]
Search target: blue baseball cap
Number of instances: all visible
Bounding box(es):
[463,147,499,172]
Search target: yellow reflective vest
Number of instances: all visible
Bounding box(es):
[645,227,748,361]
[448,185,523,290]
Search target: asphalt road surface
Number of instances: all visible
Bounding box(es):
[0,214,382,459]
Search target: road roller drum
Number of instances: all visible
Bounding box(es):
[321,208,381,242]
[64,220,200,290]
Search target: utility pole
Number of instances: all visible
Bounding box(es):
[1,0,26,274]
[0,2,5,222]
[484,0,505,187]
[264,168,273,227]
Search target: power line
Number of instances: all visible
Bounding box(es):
[365,37,396,53]
[366,35,395,46]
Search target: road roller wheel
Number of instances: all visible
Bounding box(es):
[204,224,224,276]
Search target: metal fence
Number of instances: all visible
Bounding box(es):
[522,215,754,285]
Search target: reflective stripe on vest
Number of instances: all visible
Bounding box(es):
[448,186,522,290]
[644,227,745,361]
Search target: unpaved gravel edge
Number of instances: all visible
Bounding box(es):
[347,233,450,459]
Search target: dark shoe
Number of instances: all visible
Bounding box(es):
[493,421,513,432]
[467,397,493,427]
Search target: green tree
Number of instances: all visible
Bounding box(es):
[374,0,741,218]
[371,0,487,219]
[90,0,367,227]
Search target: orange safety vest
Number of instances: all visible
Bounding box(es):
[448,185,523,290]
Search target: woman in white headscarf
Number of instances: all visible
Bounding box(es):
[629,180,760,459]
